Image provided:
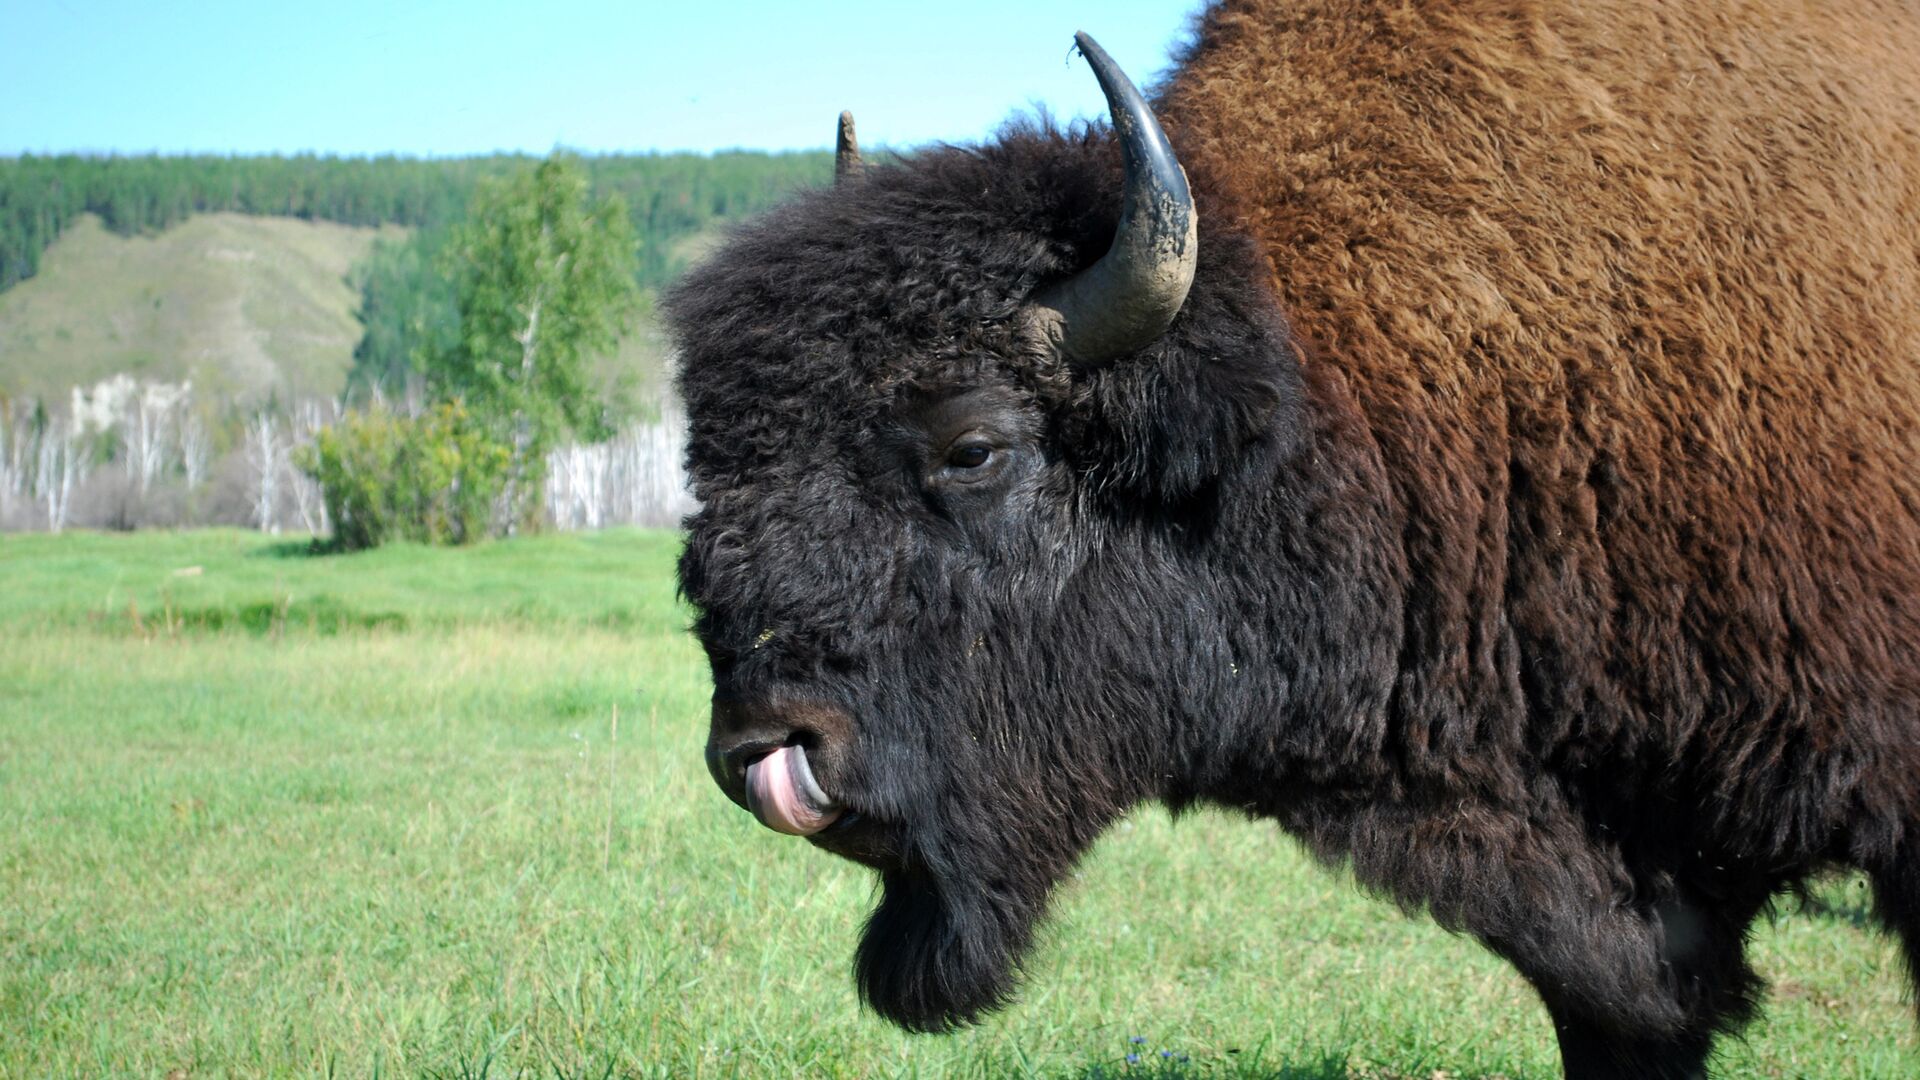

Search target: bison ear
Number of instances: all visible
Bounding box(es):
[1066,234,1305,504]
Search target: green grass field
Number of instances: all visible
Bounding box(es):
[3,530,1915,1078]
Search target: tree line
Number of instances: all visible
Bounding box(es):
[1,150,827,541]
[305,156,650,548]
[0,150,831,294]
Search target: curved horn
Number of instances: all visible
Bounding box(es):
[835,110,864,182]
[1025,32,1197,365]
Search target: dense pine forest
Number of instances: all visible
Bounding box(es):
[0,151,831,294]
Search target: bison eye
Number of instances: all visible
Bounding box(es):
[927,435,1008,491]
[946,443,993,469]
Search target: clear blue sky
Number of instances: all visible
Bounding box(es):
[3,1,1209,157]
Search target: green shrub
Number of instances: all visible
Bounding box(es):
[295,402,510,550]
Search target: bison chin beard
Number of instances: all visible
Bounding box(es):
[854,866,1045,1033]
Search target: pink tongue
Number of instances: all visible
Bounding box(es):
[745,745,842,836]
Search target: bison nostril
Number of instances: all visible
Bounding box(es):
[706,698,854,812]
[720,737,792,784]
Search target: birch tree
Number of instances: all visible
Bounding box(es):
[124,382,183,494]
[37,417,88,533]
[0,405,22,522]
[246,411,281,533]
[422,154,640,533]
[287,399,335,536]
[180,410,210,489]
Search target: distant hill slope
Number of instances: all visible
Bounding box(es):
[0,152,831,293]
[0,212,396,405]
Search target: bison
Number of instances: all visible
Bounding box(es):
[664,3,1920,1077]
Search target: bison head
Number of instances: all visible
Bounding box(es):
[666,35,1322,1032]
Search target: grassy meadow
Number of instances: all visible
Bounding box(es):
[2,529,1915,1078]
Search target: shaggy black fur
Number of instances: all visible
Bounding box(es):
[672,124,1308,1031]
[666,109,1920,1078]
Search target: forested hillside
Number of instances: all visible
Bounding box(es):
[0,213,392,403]
[0,149,833,403]
[0,151,829,535]
[0,151,831,294]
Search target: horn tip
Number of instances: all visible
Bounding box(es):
[835,111,864,182]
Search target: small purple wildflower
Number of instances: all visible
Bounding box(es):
[1130,1036,1146,1045]
[1125,1053,1141,1064]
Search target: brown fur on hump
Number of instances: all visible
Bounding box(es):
[1161,1,1920,855]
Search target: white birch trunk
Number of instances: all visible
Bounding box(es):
[286,399,334,536]
[126,393,169,494]
[37,418,88,534]
[246,412,281,533]
[542,399,694,531]
[180,412,209,489]
[0,408,16,522]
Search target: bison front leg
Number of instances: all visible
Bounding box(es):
[1297,797,1766,1078]
[1533,885,1771,1080]
[1544,1006,1712,1080]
